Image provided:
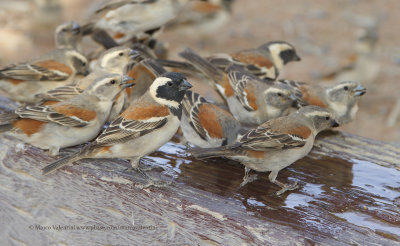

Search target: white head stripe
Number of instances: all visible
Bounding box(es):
[149,77,180,108]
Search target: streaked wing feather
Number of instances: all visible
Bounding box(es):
[238,125,307,150]
[1,63,69,81]
[15,105,89,127]
[94,116,168,145]
[182,91,209,140]
[36,85,83,101]
[226,65,258,111]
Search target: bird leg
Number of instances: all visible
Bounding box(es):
[15,143,26,154]
[268,171,299,195]
[48,146,60,156]
[240,167,258,187]
[125,158,149,179]
[127,158,170,189]
[179,137,188,146]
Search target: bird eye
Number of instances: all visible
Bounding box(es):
[118,52,124,56]
[325,116,330,120]
[167,81,173,87]
[344,86,349,91]
[82,62,86,66]
[110,80,116,84]
[277,92,282,97]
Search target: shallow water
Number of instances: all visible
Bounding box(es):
[144,140,400,241]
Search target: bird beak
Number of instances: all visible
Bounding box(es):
[179,79,192,91]
[354,84,366,96]
[121,76,135,88]
[293,53,301,61]
[331,120,340,128]
[71,22,81,35]
[289,94,298,107]
[129,49,140,60]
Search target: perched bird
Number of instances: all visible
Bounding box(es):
[0,74,134,156]
[208,41,301,80]
[179,48,299,125]
[181,90,242,148]
[191,106,339,195]
[158,41,301,80]
[37,46,138,100]
[315,27,380,85]
[279,80,366,125]
[0,49,89,103]
[83,0,188,44]
[166,0,234,36]
[35,47,138,121]
[55,21,82,52]
[42,72,192,175]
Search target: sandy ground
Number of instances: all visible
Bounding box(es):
[0,0,399,142]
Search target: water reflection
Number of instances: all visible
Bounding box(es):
[149,140,400,239]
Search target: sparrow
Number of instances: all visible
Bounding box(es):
[0,48,89,103]
[35,47,138,121]
[179,48,299,125]
[157,41,301,80]
[83,0,187,44]
[166,0,234,36]
[208,40,301,80]
[181,90,242,148]
[0,74,134,156]
[279,79,366,125]
[191,105,339,195]
[41,72,192,175]
[314,27,380,85]
[55,21,82,52]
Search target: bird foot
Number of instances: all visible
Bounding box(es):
[239,174,259,187]
[275,181,299,196]
[136,179,172,189]
[15,143,26,154]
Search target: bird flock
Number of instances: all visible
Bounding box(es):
[0,0,367,195]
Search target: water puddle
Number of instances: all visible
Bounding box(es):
[149,140,400,241]
[335,211,400,236]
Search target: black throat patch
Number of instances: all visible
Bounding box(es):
[279,49,295,65]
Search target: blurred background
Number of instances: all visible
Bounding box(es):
[0,0,399,142]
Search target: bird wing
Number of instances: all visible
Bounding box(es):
[35,85,83,102]
[15,104,96,127]
[94,0,155,14]
[226,64,261,111]
[277,79,309,107]
[182,91,213,141]
[0,60,73,81]
[94,104,170,145]
[230,50,277,79]
[236,120,310,151]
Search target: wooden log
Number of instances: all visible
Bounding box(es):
[0,129,399,245]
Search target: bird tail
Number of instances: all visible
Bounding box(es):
[91,29,119,49]
[155,59,198,73]
[0,111,18,126]
[190,146,231,159]
[179,48,223,82]
[141,59,167,77]
[41,144,93,175]
[81,22,95,36]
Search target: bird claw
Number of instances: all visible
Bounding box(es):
[15,143,26,154]
[275,181,299,196]
[136,179,172,189]
[239,174,258,187]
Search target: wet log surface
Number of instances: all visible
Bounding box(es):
[1,128,400,245]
